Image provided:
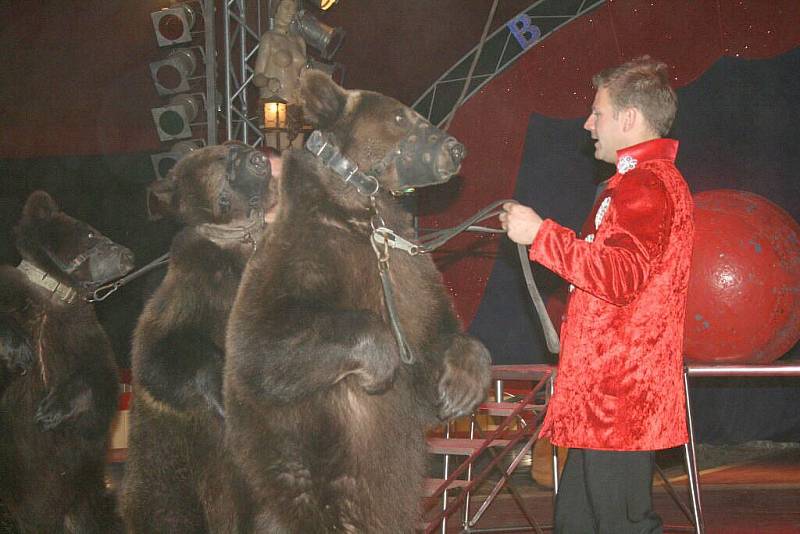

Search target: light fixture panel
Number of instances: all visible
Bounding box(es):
[149,48,198,96]
[151,105,193,141]
[149,139,204,181]
[150,152,182,181]
[151,94,204,141]
[151,5,196,47]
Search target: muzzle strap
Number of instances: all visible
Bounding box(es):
[225,144,271,214]
[305,130,380,196]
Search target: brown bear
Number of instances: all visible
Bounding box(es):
[121,143,273,533]
[224,71,492,533]
[0,190,134,533]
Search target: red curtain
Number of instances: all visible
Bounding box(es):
[423,0,800,326]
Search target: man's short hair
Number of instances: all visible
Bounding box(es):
[592,56,677,136]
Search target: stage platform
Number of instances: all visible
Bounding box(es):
[434,442,800,533]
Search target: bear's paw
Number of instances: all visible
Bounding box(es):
[437,335,492,421]
[347,332,401,395]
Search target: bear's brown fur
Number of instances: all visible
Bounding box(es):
[224,71,491,532]
[121,144,271,533]
[0,190,130,533]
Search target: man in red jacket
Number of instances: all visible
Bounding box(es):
[500,56,694,533]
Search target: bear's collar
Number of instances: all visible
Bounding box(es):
[305,130,381,197]
[195,214,266,250]
[17,260,78,304]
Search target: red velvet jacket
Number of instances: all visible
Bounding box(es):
[532,138,694,451]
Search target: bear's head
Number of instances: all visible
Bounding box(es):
[14,191,135,289]
[147,142,273,227]
[300,70,466,196]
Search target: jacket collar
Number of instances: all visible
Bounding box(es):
[614,138,679,175]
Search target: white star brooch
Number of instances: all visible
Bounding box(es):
[617,155,638,174]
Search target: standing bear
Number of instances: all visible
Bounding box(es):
[224,70,492,532]
[121,143,273,533]
[0,190,133,533]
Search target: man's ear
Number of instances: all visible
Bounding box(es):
[621,107,637,132]
[300,69,348,130]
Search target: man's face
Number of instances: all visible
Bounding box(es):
[583,87,627,164]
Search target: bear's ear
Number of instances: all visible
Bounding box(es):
[300,69,348,130]
[146,177,178,221]
[22,191,59,221]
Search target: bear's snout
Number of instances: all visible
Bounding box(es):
[89,245,135,284]
[436,136,466,177]
[447,138,466,166]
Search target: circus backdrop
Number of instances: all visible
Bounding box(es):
[1,0,799,443]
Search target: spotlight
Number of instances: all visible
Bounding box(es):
[291,10,344,60]
[149,139,204,181]
[150,93,204,141]
[151,4,197,47]
[149,48,199,96]
[305,0,339,10]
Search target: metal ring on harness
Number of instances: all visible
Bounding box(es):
[371,199,562,355]
[91,281,122,302]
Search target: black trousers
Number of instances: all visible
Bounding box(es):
[554,448,663,534]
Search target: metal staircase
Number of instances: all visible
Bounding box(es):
[423,364,555,533]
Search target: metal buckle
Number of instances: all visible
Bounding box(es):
[371,227,420,256]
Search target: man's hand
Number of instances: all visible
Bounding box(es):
[499,202,543,245]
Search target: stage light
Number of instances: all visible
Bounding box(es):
[149,48,199,96]
[291,10,344,60]
[149,139,204,181]
[151,3,197,47]
[305,0,339,10]
[151,93,204,141]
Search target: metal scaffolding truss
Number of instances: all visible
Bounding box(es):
[221,0,267,147]
[203,0,218,145]
[217,1,605,146]
[412,0,605,127]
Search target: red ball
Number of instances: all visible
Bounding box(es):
[683,190,800,363]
